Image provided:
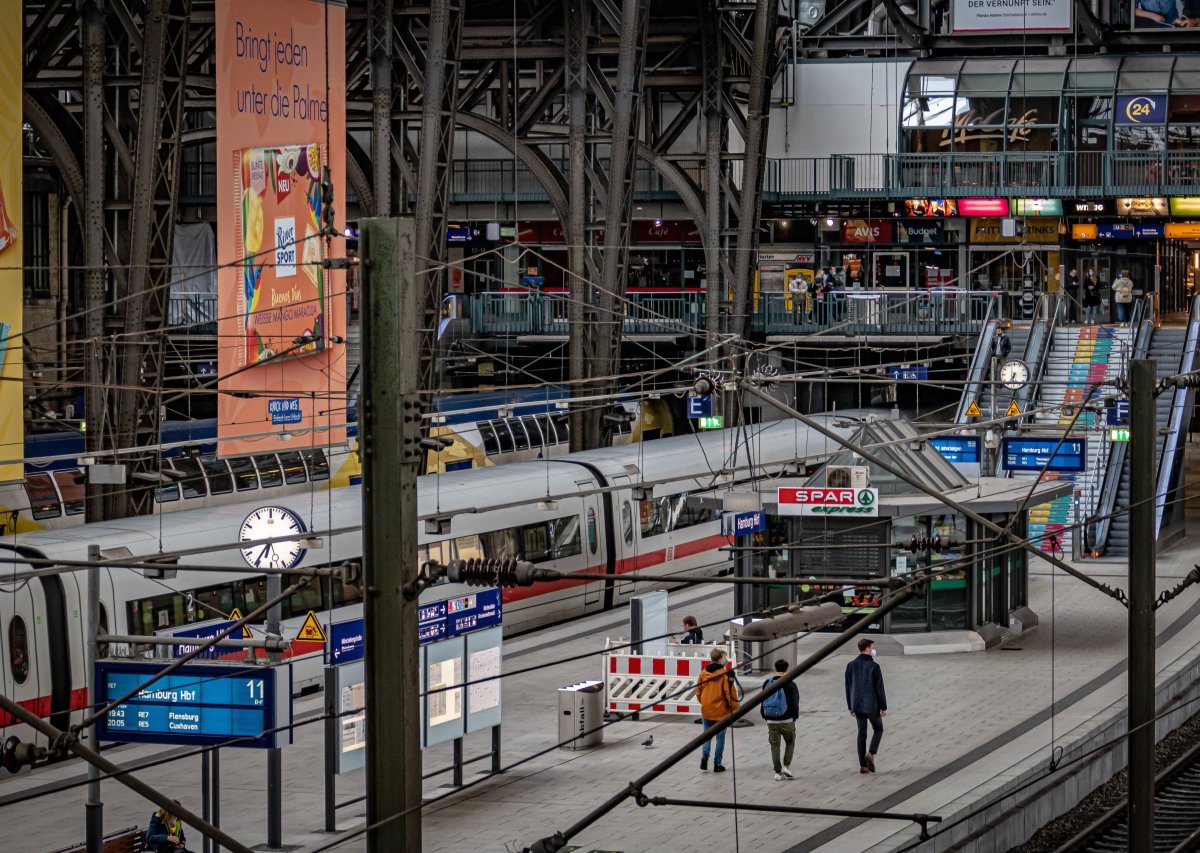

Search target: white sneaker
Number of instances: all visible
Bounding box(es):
[782,767,795,779]
[774,772,784,781]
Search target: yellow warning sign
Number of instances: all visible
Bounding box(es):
[965,400,982,418]
[1005,401,1022,418]
[228,608,252,640]
[295,610,328,643]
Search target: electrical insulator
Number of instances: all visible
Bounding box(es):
[693,375,715,396]
[0,736,39,774]
[446,557,543,588]
[907,535,948,553]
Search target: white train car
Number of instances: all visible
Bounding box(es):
[0,416,858,752]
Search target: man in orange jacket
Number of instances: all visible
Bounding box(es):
[695,647,740,772]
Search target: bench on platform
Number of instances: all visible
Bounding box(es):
[49,825,145,853]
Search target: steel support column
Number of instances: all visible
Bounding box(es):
[701,6,725,355]
[729,0,775,342]
[411,0,463,396]
[82,0,108,524]
[370,0,395,216]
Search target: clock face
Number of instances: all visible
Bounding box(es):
[999,359,1030,391]
[240,506,308,570]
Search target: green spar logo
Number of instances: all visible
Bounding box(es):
[857,489,875,508]
[810,488,877,515]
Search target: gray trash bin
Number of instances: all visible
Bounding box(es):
[558,680,605,750]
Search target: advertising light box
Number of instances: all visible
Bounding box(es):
[1012,199,1063,217]
[959,198,1011,217]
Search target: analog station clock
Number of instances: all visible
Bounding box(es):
[999,359,1030,391]
[239,505,308,570]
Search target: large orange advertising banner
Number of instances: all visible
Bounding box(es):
[216,0,346,456]
[0,9,22,483]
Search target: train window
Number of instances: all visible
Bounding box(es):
[549,516,581,560]
[192,584,236,622]
[491,420,515,454]
[509,419,531,451]
[282,574,323,619]
[24,473,61,520]
[154,476,180,503]
[330,573,363,607]
[453,534,484,561]
[301,448,329,481]
[8,616,28,684]
[622,502,634,545]
[172,456,207,499]
[482,527,520,560]
[640,498,669,537]
[242,577,268,613]
[253,454,283,487]
[53,470,85,515]
[278,451,307,485]
[478,422,501,456]
[98,604,110,659]
[673,497,717,531]
[200,457,233,495]
[587,508,598,554]
[228,457,259,491]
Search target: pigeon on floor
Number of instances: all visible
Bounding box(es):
[641,735,654,748]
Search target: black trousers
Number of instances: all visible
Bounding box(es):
[854,712,883,766]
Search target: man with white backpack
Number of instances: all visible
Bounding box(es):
[760,659,800,781]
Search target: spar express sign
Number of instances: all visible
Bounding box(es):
[777,487,879,517]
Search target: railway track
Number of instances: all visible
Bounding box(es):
[1055,736,1200,853]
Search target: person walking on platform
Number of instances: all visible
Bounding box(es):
[1112,269,1134,325]
[679,615,703,644]
[845,638,887,774]
[695,647,739,772]
[760,659,800,781]
[1083,270,1102,325]
[1064,267,1080,324]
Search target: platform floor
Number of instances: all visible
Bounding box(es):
[5,486,1200,852]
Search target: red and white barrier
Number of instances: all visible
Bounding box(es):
[603,643,733,716]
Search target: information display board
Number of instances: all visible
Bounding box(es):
[1001,437,1087,473]
[419,588,502,645]
[929,436,982,464]
[424,636,466,746]
[330,661,366,774]
[95,661,290,749]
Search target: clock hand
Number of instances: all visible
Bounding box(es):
[258,543,272,563]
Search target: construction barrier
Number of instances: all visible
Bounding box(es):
[603,642,733,716]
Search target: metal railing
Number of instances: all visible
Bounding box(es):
[167,292,218,333]
[468,291,706,336]
[450,158,687,203]
[1155,294,1200,539]
[752,289,999,337]
[767,150,1200,199]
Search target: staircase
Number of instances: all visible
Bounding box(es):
[1022,325,1133,556]
[1105,327,1188,556]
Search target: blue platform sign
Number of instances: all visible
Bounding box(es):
[163,620,236,661]
[268,398,302,425]
[929,436,981,465]
[1001,437,1088,473]
[888,365,928,382]
[1106,400,1130,426]
[723,511,766,536]
[95,661,289,749]
[330,619,365,664]
[446,588,503,636]
[687,395,714,418]
[418,601,449,644]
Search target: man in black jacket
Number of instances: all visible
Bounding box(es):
[845,637,888,773]
[761,659,800,781]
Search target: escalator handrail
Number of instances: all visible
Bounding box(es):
[1155,294,1200,537]
[1011,291,1060,428]
[1091,297,1152,554]
[955,295,999,424]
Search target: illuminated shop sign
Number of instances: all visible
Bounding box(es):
[1166,223,1200,239]
[970,217,1061,243]
[1170,198,1200,217]
[1012,199,1063,217]
[903,198,958,217]
[958,198,1010,217]
[1071,224,1098,240]
[1068,199,1114,215]
[895,221,944,243]
[1115,95,1166,126]
[1116,197,1168,217]
[842,219,891,243]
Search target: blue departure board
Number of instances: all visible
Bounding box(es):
[929,436,981,464]
[1001,437,1088,473]
[95,661,289,749]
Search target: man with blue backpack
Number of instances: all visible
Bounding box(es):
[760,659,800,781]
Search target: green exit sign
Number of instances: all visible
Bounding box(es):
[1110,427,1130,442]
[698,416,723,429]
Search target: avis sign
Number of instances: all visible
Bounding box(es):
[776,487,879,517]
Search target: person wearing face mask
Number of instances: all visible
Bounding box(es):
[845,637,888,774]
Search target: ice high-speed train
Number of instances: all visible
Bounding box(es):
[0,417,855,750]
